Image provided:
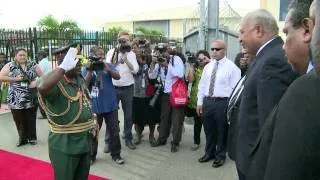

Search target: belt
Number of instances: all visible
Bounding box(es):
[49,120,94,134]
[205,97,228,101]
[115,85,133,90]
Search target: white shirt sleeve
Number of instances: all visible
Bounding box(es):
[230,65,241,90]
[105,49,114,63]
[148,63,160,79]
[127,51,139,74]
[197,65,209,106]
[169,56,184,78]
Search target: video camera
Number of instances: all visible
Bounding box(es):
[87,46,105,72]
[186,51,199,68]
[154,43,169,63]
[118,38,131,54]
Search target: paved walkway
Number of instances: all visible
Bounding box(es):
[0,110,237,180]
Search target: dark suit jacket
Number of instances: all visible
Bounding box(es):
[236,37,299,174]
[249,73,320,180]
[227,76,245,160]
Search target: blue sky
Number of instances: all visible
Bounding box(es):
[0,0,260,29]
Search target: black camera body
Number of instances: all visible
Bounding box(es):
[154,43,169,63]
[88,56,105,72]
[186,52,199,68]
[118,38,131,54]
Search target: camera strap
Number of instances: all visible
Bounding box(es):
[17,63,30,82]
[111,48,119,65]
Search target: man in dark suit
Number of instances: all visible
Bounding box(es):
[236,9,299,180]
[227,48,255,161]
[248,0,316,179]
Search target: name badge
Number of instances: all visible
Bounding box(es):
[90,86,99,98]
[21,82,29,88]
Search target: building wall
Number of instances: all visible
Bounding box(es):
[169,20,184,38]
[260,0,288,38]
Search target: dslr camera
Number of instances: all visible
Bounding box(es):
[87,46,105,72]
[154,43,169,63]
[118,38,131,54]
[186,51,199,68]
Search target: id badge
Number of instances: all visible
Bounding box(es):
[21,82,28,88]
[141,74,145,88]
[90,86,99,98]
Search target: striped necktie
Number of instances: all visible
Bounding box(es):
[208,61,219,97]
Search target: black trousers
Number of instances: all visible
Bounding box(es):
[237,167,247,180]
[202,97,228,160]
[91,110,121,158]
[187,108,203,145]
[158,94,185,145]
[11,107,37,142]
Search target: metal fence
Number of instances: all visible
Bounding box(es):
[0,28,171,61]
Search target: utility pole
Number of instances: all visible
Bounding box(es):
[198,0,206,50]
[207,0,219,50]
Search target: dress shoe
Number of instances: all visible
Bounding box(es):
[29,140,37,145]
[198,155,214,163]
[16,140,28,147]
[171,143,178,153]
[212,159,225,168]
[126,142,136,150]
[150,140,166,147]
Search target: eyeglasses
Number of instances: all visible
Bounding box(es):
[211,48,224,51]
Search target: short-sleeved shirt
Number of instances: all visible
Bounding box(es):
[89,63,118,114]
[8,61,38,109]
[188,67,203,109]
[40,76,92,154]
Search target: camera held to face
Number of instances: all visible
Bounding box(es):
[118,38,131,54]
[186,51,199,68]
[154,43,170,63]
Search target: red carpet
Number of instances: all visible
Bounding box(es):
[0,149,109,180]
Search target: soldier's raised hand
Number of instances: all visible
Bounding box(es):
[58,48,79,72]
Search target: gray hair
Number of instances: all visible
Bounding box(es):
[243,9,279,35]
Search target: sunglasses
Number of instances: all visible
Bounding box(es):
[211,48,224,51]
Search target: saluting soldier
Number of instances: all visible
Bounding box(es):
[37,44,95,180]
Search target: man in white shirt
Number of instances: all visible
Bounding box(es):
[196,40,241,167]
[149,45,185,153]
[37,50,52,119]
[106,31,139,150]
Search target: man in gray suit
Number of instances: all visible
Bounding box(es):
[236,9,299,179]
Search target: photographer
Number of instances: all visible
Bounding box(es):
[131,38,160,145]
[85,47,125,165]
[186,50,210,151]
[149,44,185,153]
[0,49,43,146]
[106,31,139,150]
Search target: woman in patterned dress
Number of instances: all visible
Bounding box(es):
[0,49,42,146]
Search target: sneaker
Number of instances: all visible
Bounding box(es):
[191,144,200,151]
[126,142,136,150]
[113,156,125,165]
[29,140,37,145]
[133,135,142,145]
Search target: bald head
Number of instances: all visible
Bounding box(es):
[210,40,226,60]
